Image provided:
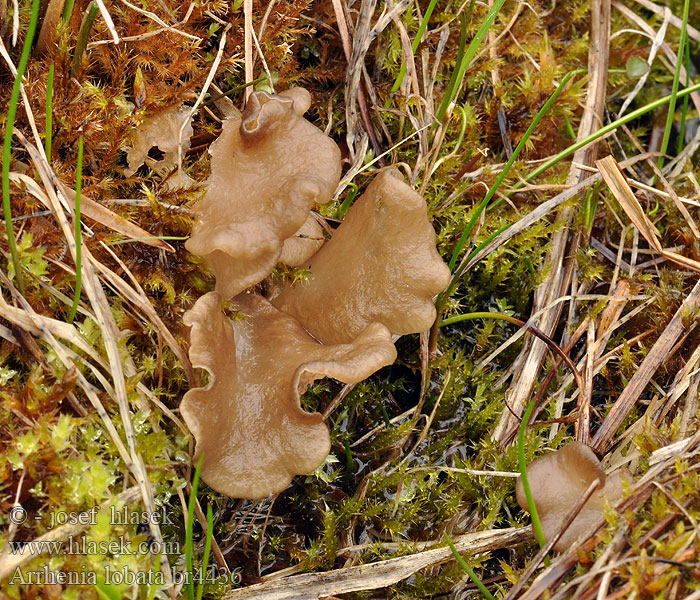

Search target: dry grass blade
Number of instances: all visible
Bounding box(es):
[596,155,700,272]
[591,277,700,454]
[629,0,700,42]
[94,241,194,385]
[9,172,175,251]
[35,0,65,54]
[224,528,531,600]
[344,0,409,161]
[244,0,253,100]
[60,184,175,251]
[494,0,612,443]
[94,0,119,44]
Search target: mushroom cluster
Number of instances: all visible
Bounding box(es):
[182,88,451,499]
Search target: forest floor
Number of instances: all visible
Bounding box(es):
[1,0,700,598]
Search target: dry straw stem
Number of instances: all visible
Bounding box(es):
[629,0,700,42]
[35,0,65,54]
[116,0,201,42]
[56,183,175,252]
[244,0,253,100]
[596,156,700,273]
[94,0,119,44]
[494,0,612,443]
[330,0,352,62]
[343,0,409,162]
[223,527,531,600]
[87,1,199,47]
[177,23,229,178]
[590,161,700,454]
[93,242,194,388]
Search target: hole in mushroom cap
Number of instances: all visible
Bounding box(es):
[516,441,630,552]
[146,145,165,161]
[122,105,194,189]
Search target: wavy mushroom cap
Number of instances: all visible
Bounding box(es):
[270,169,451,344]
[181,292,396,499]
[185,88,341,300]
[516,441,628,552]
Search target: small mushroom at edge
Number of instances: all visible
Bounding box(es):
[516,441,629,552]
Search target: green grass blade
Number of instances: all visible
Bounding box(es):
[437,12,467,121]
[582,179,601,241]
[677,35,691,155]
[71,2,99,78]
[658,0,689,172]
[335,183,358,218]
[444,533,496,600]
[344,439,355,473]
[518,80,700,190]
[45,64,54,163]
[186,455,205,600]
[62,0,77,22]
[439,311,520,328]
[446,69,585,272]
[435,0,507,121]
[518,399,548,554]
[67,136,83,323]
[391,0,439,93]
[195,504,214,600]
[2,0,40,296]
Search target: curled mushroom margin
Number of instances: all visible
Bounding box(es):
[185,88,341,300]
[181,292,397,499]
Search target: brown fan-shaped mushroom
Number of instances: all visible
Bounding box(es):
[516,442,628,551]
[270,169,451,344]
[181,291,396,499]
[186,88,341,299]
